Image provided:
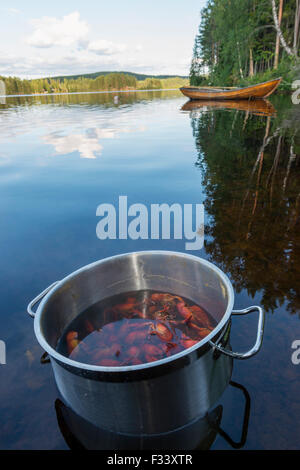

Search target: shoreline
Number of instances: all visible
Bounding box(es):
[0,88,179,99]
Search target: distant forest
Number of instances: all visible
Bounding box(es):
[190,0,300,88]
[0,72,188,96]
[51,71,188,81]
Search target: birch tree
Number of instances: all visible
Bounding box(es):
[271,0,298,57]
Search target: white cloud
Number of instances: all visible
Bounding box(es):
[43,126,136,159]
[0,48,188,78]
[0,48,119,78]
[26,11,89,48]
[25,11,127,58]
[17,11,139,76]
[42,127,122,159]
[0,11,190,78]
[88,39,126,56]
[43,132,103,159]
[0,47,155,79]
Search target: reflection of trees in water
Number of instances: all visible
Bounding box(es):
[0,89,180,110]
[191,102,300,314]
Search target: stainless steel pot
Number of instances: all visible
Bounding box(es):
[27,251,264,435]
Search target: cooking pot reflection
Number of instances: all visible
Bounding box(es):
[54,380,250,450]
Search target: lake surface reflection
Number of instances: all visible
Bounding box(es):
[0,90,299,449]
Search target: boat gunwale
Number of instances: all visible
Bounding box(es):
[180,78,282,94]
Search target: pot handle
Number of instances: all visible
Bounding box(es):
[209,305,265,360]
[27,281,60,318]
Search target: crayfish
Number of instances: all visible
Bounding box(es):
[61,290,216,367]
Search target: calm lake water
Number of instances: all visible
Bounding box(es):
[0,89,299,449]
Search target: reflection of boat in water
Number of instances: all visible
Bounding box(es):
[180,78,281,100]
[55,381,250,450]
[181,99,276,117]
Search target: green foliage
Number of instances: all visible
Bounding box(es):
[0,73,188,96]
[159,77,189,88]
[238,56,300,90]
[190,0,300,88]
[137,78,162,90]
[138,77,188,89]
[0,73,136,95]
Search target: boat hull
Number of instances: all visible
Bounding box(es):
[180,78,281,100]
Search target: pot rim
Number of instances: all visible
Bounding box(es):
[34,251,235,373]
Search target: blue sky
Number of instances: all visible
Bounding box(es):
[0,1,207,78]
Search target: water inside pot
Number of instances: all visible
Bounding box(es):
[57,289,217,367]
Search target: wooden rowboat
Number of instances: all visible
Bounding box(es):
[180,78,282,100]
[181,98,276,116]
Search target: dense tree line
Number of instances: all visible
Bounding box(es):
[0,73,137,95]
[0,73,188,96]
[190,0,300,87]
